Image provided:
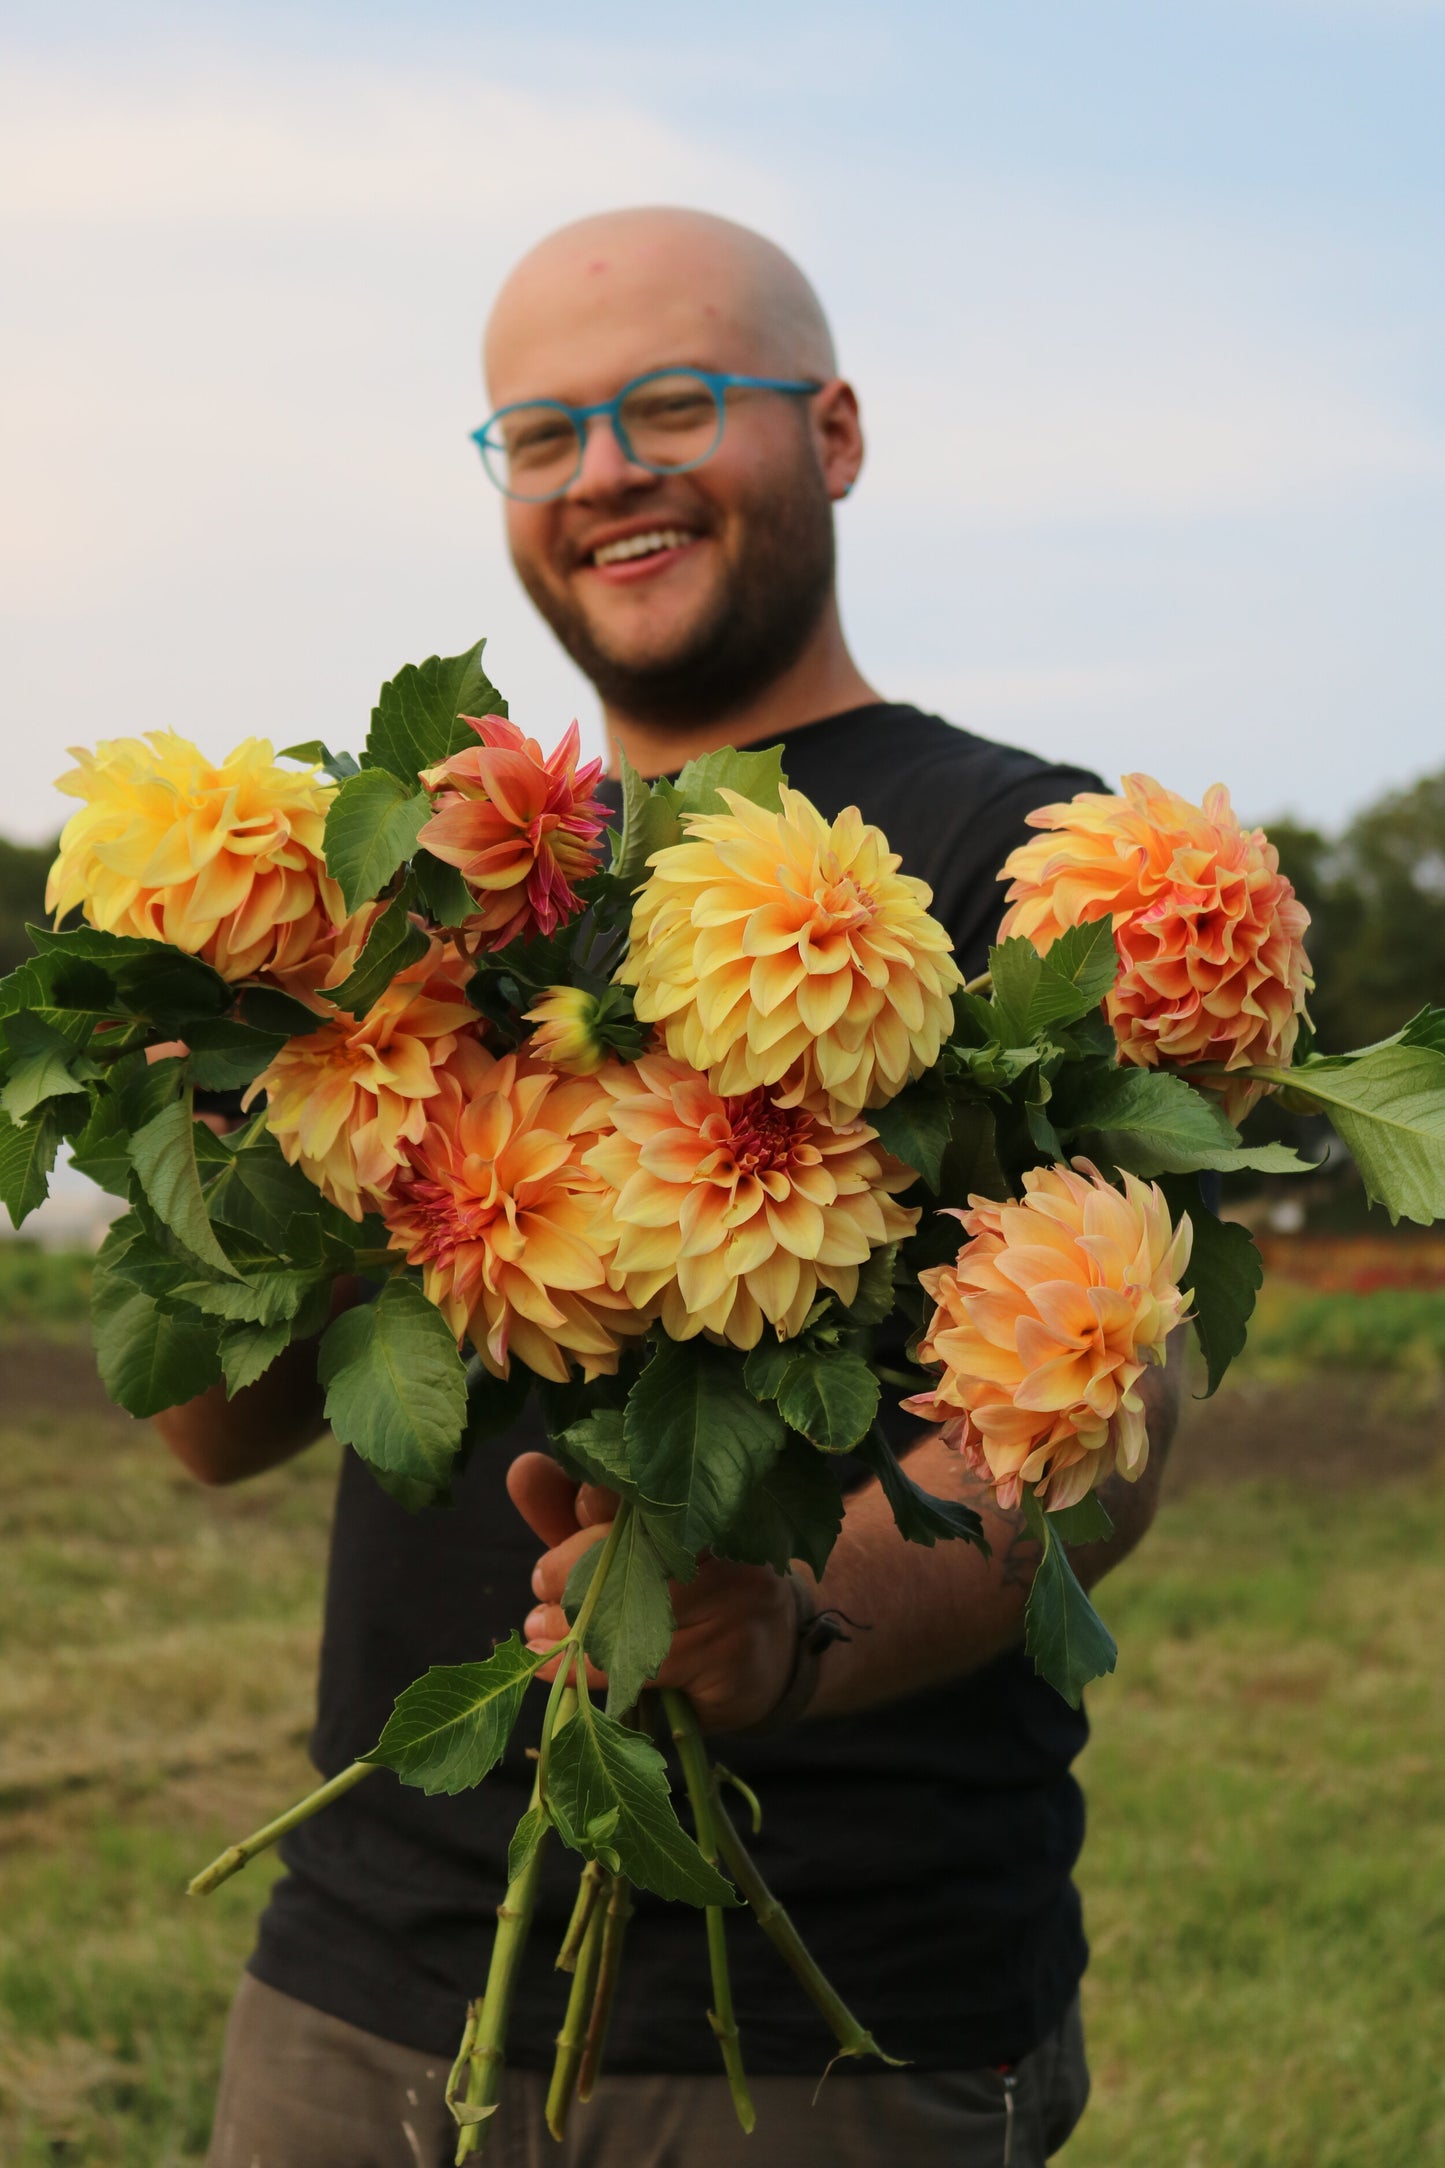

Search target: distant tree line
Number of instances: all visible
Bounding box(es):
[2,764,1441,1041]
[1267,765,1445,1053]
[0,836,57,977]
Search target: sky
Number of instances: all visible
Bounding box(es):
[2,0,1443,849]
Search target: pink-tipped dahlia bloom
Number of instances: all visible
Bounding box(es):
[998,774,1312,1122]
[903,1160,1192,1512]
[417,715,607,951]
[248,930,479,1219]
[381,1041,645,1383]
[619,787,961,1125]
[582,1051,918,1347]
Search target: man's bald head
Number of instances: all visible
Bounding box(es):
[485,207,836,405]
[481,207,865,742]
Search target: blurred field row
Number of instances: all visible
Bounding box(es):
[0,1252,1442,2164]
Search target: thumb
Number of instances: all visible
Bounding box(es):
[506,1451,581,1548]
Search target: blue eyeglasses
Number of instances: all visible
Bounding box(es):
[472,366,823,502]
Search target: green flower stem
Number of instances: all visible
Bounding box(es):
[705,1746,902,2071]
[544,1884,606,2139]
[555,1857,607,1973]
[577,1873,632,2102]
[962,968,993,997]
[187,1759,373,1896]
[453,1751,556,2162]
[536,1500,633,1802]
[662,1690,756,2134]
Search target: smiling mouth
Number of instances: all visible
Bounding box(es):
[590,528,700,569]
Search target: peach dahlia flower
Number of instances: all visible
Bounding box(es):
[417,715,606,951]
[249,932,479,1219]
[382,1041,644,1382]
[903,1160,1191,1512]
[583,1052,918,1347]
[998,774,1312,1122]
[46,733,345,982]
[619,788,961,1125]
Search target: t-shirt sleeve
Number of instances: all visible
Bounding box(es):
[931,762,1105,977]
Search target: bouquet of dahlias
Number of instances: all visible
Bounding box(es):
[5,640,1444,2153]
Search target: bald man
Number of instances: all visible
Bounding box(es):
[186,210,1180,2167]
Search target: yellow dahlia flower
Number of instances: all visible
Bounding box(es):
[583,1052,918,1348]
[998,774,1312,1123]
[382,1041,645,1382]
[46,733,345,982]
[618,788,961,1124]
[903,1160,1192,1512]
[248,932,479,1219]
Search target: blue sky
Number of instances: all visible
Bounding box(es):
[2,0,1442,842]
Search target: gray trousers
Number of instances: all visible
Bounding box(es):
[205,1973,1089,2168]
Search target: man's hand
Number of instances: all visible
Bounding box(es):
[507,1453,798,1734]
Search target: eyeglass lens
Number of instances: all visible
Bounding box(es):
[484,372,725,500]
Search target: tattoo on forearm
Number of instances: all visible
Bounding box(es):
[953,1467,1042,1589]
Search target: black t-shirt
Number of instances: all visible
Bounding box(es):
[251,703,1107,2073]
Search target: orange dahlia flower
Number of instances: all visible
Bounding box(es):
[619,788,961,1125]
[998,774,1312,1122]
[382,1041,643,1381]
[249,932,479,1219]
[903,1161,1191,1512]
[46,733,345,982]
[416,715,607,951]
[583,1051,918,1347]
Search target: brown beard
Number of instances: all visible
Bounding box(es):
[513,454,837,729]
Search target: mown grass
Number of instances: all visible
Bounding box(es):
[0,1326,1442,2164]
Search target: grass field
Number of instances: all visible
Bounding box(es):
[1,1295,1442,2164]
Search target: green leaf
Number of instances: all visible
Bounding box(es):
[713,1433,845,1580]
[234,985,323,1038]
[547,1704,735,1907]
[364,1632,549,1794]
[67,1092,133,1198]
[1272,1046,1445,1226]
[775,1349,880,1452]
[173,1269,314,1327]
[128,1094,240,1278]
[364,640,505,783]
[1169,1189,1262,1396]
[205,1135,321,1253]
[1062,1066,1243,1177]
[462,1358,535,1450]
[1021,1492,1117,1707]
[564,1517,676,1717]
[988,923,1117,1047]
[218,1316,294,1396]
[671,744,786,820]
[411,848,474,928]
[26,926,231,1033]
[317,1277,469,1500]
[91,1269,222,1418]
[609,754,685,890]
[936,1099,1007,1206]
[741,1339,797,1404]
[623,1337,785,1556]
[841,1243,899,1328]
[868,1071,953,1191]
[1398,1006,1445,1057]
[1,1016,88,1119]
[508,1805,550,1883]
[1045,1493,1115,1544]
[323,768,430,913]
[183,1018,288,1091]
[0,1105,62,1226]
[555,1409,647,1499]
[857,1429,986,1549]
[325,884,430,1018]
[277,740,360,781]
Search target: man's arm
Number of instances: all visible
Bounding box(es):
[153,1276,362,1486]
[515,1330,1185,1732]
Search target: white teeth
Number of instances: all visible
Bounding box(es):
[592,529,696,567]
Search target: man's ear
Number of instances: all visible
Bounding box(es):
[810,378,865,503]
